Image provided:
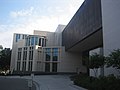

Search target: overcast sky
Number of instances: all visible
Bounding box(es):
[0,0,84,48]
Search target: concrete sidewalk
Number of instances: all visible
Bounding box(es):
[7,75,87,90]
[23,75,87,90]
[0,77,36,90]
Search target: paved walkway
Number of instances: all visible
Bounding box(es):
[0,77,36,90]
[7,75,87,90]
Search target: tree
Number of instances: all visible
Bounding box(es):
[0,48,11,73]
[89,53,105,77]
[105,49,120,74]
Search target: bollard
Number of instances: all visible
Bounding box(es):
[28,73,34,90]
[28,79,33,90]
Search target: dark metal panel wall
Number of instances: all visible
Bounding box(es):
[62,0,102,50]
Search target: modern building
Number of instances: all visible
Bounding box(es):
[10,0,120,76]
[10,25,86,74]
[62,0,120,76]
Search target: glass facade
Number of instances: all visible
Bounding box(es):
[44,48,59,72]
[45,48,59,61]
[25,35,46,47]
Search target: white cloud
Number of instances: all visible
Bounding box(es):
[0,0,84,48]
[10,7,34,18]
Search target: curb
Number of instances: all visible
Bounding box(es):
[33,80,41,90]
[70,84,87,90]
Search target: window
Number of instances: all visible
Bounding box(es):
[16,34,20,42]
[45,48,51,61]
[22,61,26,71]
[29,47,33,60]
[22,35,25,39]
[28,61,32,71]
[35,37,38,45]
[38,37,46,47]
[17,48,22,60]
[25,37,28,46]
[52,48,59,61]
[52,63,57,72]
[31,37,34,45]
[42,38,44,47]
[23,47,27,60]
[39,38,41,46]
[45,63,50,72]
[29,51,33,60]
[17,62,20,71]
[28,37,30,46]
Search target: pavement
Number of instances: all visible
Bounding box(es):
[0,76,36,90]
[3,75,87,90]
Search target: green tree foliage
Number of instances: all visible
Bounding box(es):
[106,49,120,74]
[89,53,104,69]
[89,53,105,77]
[0,48,11,72]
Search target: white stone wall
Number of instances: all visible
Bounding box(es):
[101,0,120,76]
[58,47,87,73]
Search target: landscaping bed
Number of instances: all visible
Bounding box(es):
[70,74,120,90]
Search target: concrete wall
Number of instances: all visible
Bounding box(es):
[10,34,26,72]
[10,34,16,72]
[101,0,120,76]
[58,47,87,73]
[54,25,66,46]
[62,0,102,51]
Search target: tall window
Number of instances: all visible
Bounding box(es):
[31,37,34,45]
[45,48,51,61]
[35,37,38,45]
[22,61,26,71]
[25,37,28,46]
[17,62,20,71]
[38,37,46,47]
[52,48,59,61]
[17,48,22,60]
[23,47,27,60]
[45,63,50,72]
[16,34,20,42]
[52,63,57,72]
[28,37,30,46]
[39,38,41,46]
[29,47,33,60]
[28,61,32,71]
[42,38,44,47]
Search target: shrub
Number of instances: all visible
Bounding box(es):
[70,74,120,90]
